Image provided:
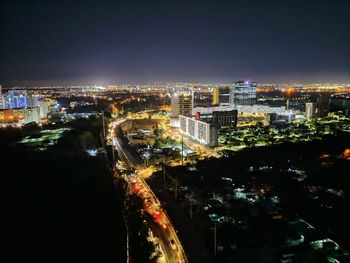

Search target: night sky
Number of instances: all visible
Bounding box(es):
[0,0,349,86]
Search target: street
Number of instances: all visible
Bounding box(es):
[109,119,188,263]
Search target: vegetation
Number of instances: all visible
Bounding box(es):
[124,194,160,263]
[2,118,126,263]
[151,133,350,262]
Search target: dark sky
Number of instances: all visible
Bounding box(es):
[0,0,349,86]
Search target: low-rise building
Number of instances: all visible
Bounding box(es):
[212,110,238,129]
[192,105,287,115]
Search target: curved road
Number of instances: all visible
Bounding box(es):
[111,120,188,263]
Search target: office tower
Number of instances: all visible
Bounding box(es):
[305,102,315,119]
[171,93,193,118]
[218,86,230,106]
[316,97,329,118]
[179,93,193,116]
[212,87,219,105]
[230,81,257,106]
[191,89,195,108]
[171,95,180,117]
[212,110,238,129]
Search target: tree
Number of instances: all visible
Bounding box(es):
[126,195,159,263]
[79,131,95,149]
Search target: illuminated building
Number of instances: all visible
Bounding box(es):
[219,86,230,106]
[47,112,67,124]
[276,112,296,123]
[193,105,286,115]
[0,107,40,124]
[212,110,238,129]
[230,81,257,106]
[305,102,315,120]
[0,109,22,123]
[179,115,218,147]
[3,90,30,109]
[38,98,57,118]
[171,93,192,118]
[70,101,77,108]
[194,110,238,129]
[171,95,180,117]
[212,87,219,105]
[24,107,40,123]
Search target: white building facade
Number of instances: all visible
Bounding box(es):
[179,115,218,147]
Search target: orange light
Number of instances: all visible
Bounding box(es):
[339,148,350,160]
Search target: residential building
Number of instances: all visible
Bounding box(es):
[3,90,30,109]
[38,98,57,118]
[179,115,218,147]
[24,107,40,123]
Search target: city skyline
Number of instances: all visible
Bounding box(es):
[1,0,349,86]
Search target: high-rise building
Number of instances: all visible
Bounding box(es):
[3,90,30,109]
[179,93,193,116]
[305,102,315,120]
[316,97,329,118]
[171,93,193,118]
[38,98,57,118]
[212,87,219,105]
[171,95,180,117]
[230,81,257,106]
[219,86,230,106]
[24,107,41,123]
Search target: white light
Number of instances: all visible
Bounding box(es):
[87,149,97,156]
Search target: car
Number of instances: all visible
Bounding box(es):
[169,239,177,250]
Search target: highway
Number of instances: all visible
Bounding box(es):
[109,119,188,263]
